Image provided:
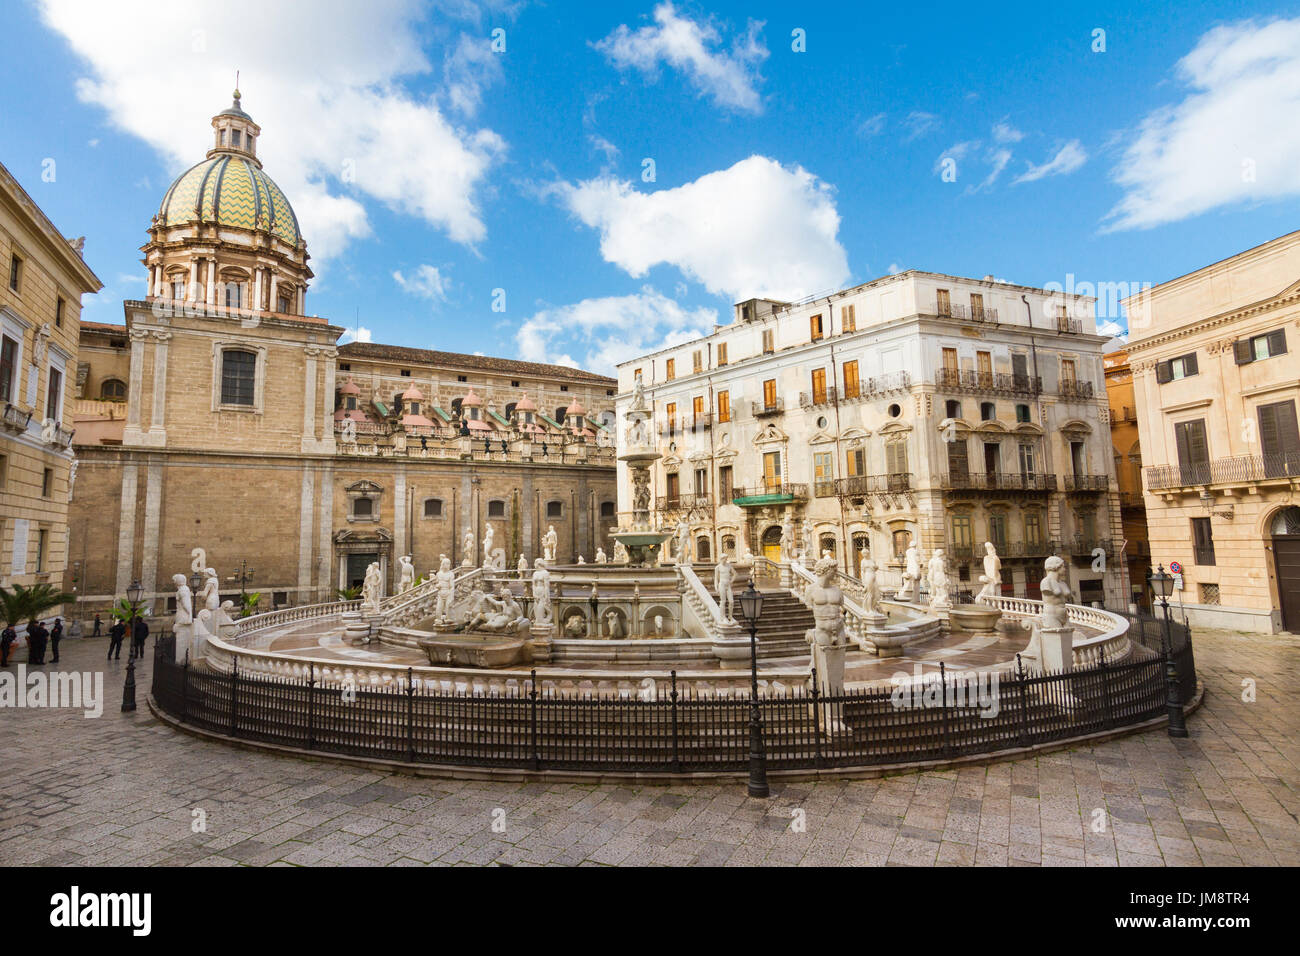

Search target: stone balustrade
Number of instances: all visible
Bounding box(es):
[236,600,362,635]
[976,595,1131,665]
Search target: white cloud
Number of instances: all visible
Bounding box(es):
[393,264,450,302]
[1105,17,1300,230]
[903,111,941,141]
[442,31,504,116]
[934,140,977,174]
[992,121,1024,144]
[1012,140,1088,185]
[857,113,886,137]
[516,288,717,374]
[595,2,768,113]
[888,263,904,275]
[587,134,621,163]
[551,155,849,302]
[39,0,504,263]
[973,147,1013,193]
[341,326,373,344]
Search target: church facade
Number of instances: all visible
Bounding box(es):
[69,93,618,615]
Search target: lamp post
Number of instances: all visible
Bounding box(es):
[121,578,142,712]
[738,577,769,798]
[1147,565,1187,738]
[227,559,255,601]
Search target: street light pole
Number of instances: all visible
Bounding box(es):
[739,577,769,798]
[1147,565,1187,738]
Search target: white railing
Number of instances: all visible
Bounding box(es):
[383,567,484,629]
[791,562,943,654]
[236,600,362,635]
[977,596,1130,665]
[677,564,739,641]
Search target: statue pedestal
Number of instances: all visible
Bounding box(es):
[174,622,196,662]
[810,641,848,736]
[1039,625,1074,673]
[528,624,554,663]
[342,611,370,646]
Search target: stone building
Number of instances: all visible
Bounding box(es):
[1124,229,1300,633]
[0,160,102,603]
[68,94,617,615]
[1103,347,1151,612]
[615,271,1127,606]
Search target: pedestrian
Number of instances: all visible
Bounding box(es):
[49,618,63,664]
[28,621,47,665]
[108,618,126,661]
[0,624,15,666]
[132,615,149,658]
[92,613,102,638]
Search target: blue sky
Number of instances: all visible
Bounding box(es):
[2,0,1298,371]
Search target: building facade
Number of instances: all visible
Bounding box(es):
[616,272,1126,605]
[1103,347,1152,612]
[1124,229,1300,633]
[0,160,102,603]
[68,94,617,616]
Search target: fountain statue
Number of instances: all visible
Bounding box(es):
[434,557,456,623]
[927,549,950,609]
[531,560,553,625]
[612,385,672,565]
[362,561,383,610]
[901,544,922,603]
[805,556,848,716]
[543,525,558,562]
[482,523,495,569]
[1036,555,1076,671]
[676,519,691,565]
[397,555,416,593]
[983,541,1002,593]
[462,528,474,567]
[595,547,607,564]
[859,558,883,619]
[713,552,737,623]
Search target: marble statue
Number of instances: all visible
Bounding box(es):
[340,419,357,444]
[594,547,607,564]
[517,554,529,575]
[740,543,754,565]
[482,523,495,568]
[612,540,629,564]
[806,556,846,647]
[801,518,814,556]
[858,545,870,581]
[927,549,950,608]
[172,573,193,626]
[461,528,474,567]
[543,525,558,562]
[198,567,221,613]
[859,559,882,616]
[217,600,238,630]
[983,541,1002,590]
[902,544,922,602]
[1040,556,1073,629]
[605,610,623,638]
[467,585,528,633]
[781,514,795,561]
[564,613,587,638]
[676,519,691,565]
[68,458,78,498]
[577,554,586,564]
[434,557,455,623]
[654,614,665,636]
[397,555,416,592]
[976,574,999,603]
[713,553,736,623]
[627,417,648,447]
[630,374,647,412]
[362,561,383,609]
[32,324,49,369]
[531,560,553,625]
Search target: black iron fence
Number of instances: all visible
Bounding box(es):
[151,617,1195,774]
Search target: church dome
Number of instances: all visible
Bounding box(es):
[157,155,301,246]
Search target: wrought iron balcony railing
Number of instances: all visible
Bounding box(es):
[935,368,1042,397]
[732,482,807,502]
[932,303,999,323]
[1146,453,1300,489]
[940,472,1058,493]
[750,398,784,417]
[833,473,913,497]
[1069,537,1113,558]
[656,494,712,512]
[1058,380,1095,401]
[799,387,836,409]
[1064,474,1110,492]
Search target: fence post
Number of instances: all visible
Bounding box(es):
[1099,645,1114,729]
[1163,619,1188,739]
[938,661,953,758]
[180,651,190,724]
[307,661,316,750]
[1015,654,1031,747]
[529,668,540,771]
[229,657,238,737]
[669,670,681,773]
[406,666,415,762]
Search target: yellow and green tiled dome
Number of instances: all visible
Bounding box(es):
[157,155,301,246]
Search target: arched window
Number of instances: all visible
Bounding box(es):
[555,406,568,424]
[505,402,517,418]
[980,401,996,421]
[696,537,711,562]
[423,498,443,518]
[722,535,736,555]
[99,378,127,402]
[945,399,961,419]
[488,499,506,518]
[819,535,837,557]
[277,286,294,314]
[892,529,912,559]
[852,532,869,555]
[223,281,243,309]
[599,501,615,518]
[220,349,257,406]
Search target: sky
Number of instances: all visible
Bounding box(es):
[2,0,1298,373]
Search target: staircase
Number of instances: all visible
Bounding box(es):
[709,588,813,661]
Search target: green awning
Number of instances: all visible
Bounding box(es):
[487,409,511,428]
[372,399,390,417]
[732,493,795,507]
[537,413,563,430]
[431,406,453,423]
[587,415,609,432]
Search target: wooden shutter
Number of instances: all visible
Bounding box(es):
[1234,340,1253,365]
[1267,329,1287,356]
[947,439,968,479]
[1176,420,1208,482]
[1156,360,1173,383]
[1183,352,1198,376]
[1259,401,1300,464]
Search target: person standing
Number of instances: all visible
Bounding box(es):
[0,624,15,666]
[108,618,126,661]
[29,621,47,665]
[92,613,102,638]
[49,618,63,664]
[131,615,149,658]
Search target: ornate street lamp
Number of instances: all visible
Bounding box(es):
[1146,565,1187,738]
[122,579,143,711]
[738,577,769,798]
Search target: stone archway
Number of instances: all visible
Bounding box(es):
[760,525,783,562]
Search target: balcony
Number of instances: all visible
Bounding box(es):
[1004,540,1055,558]
[799,387,836,410]
[1108,406,1137,427]
[1064,474,1109,493]
[1055,317,1083,334]
[656,494,712,513]
[1069,537,1113,559]
[933,303,999,323]
[834,473,913,497]
[1058,380,1095,401]
[941,472,1057,493]
[1146,453,1300,490]
[935,368,1042,397]
[1,402,33,434]
[731,482,807,506]
[750,398,784,418]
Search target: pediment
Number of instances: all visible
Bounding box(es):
[345,480,384,494]
[753,422,788,445]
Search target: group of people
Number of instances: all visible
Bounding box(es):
[0,612,149,666]
[0,618,64,666]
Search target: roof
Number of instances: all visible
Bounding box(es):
[81,321,127,335]
[337,341,615,384]
[158,154,301,245]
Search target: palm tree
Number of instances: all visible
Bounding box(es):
[0,586,28,629]
[336,586,361,601]
[109,597,147,624]
[5,583,75,627]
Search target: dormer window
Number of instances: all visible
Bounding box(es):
[220,130,227,146]
[231,130,241,148]
[345,396,357,411]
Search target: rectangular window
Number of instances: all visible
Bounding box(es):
[970,293,985,320]
[665,401,677,433]
[717,390,730,423]
[717,342,728,366]
[842,360,860,399]
[1191,516,1215,566]
[220,349,257,406]
[942,347,958,372]
[1018,443,1036,476]
[1156,352,1199,382]
[1235,329,1288,364]
[1174,419,1210,484]
[762,451,782,490]
[846,447,865,477]
[1061,358,1077,384]
[988,513,1007,550]
[810,314,824,341]
[1012,352,1029,388]
[694,467,707,495]
[811,368,827,405]
[42,468,53,497]
[813,451,834,496]
[842,304,856,332]
[1025,512,1043,548]
[45,366,62,424]
[692,395,704,425]
[950,513,972,550]
[35,529,47,572]
[692,350,702,373]
[762,378,777,409]
[55,297,64,327]
[762,329,774,354]
[936,289,951,316]
[0,335,18,403]
[664,358,675,380]
[719,465,733,502]
[665,472,680,504]
[1258,400,1300,477]
[976,350,992,386]
[0,455,6,489]
[886,441,908,477]
[8,255,21,293]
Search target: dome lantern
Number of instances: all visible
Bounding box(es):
[209,89,261,164]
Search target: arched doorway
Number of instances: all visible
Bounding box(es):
[761,525,783,562]
[696,536,712,562]
[1271,507,1300,631]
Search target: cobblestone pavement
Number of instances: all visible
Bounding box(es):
[1,627,1296,867]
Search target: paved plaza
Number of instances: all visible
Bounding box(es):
[1,626,1297,867]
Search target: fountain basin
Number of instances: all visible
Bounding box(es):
[418,634,531,668]
[948,604,1004,633]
